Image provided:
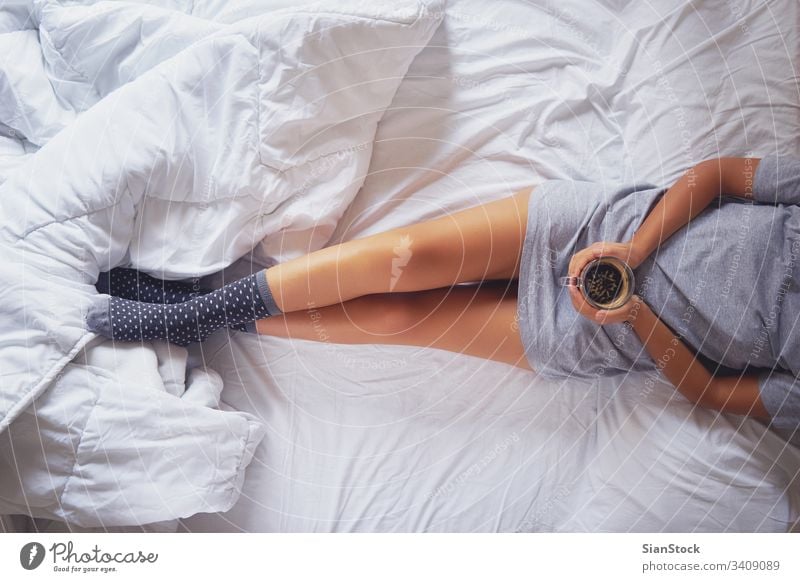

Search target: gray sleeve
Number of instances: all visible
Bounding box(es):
[758,371,800,430]
[752,154,800,205]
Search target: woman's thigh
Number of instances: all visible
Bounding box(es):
[383,187,532,288]
[266,188,532,312]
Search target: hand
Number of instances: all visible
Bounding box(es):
[568,287,644,325]
[568,240,647,280]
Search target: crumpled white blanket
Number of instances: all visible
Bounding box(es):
[0,0,442,527]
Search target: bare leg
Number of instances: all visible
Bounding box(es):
[266,189,532,313]
[256,281,531,369]
[85,190,532,346]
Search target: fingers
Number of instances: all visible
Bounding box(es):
[567,283,584,312]
[568,242,605,277]
[594,307,629,325]
[568,284,635,325]
[596,293,638,324]
[568,241,636,277]
[603,242,636,264]
[568,284,595,319]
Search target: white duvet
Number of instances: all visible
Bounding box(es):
[0,0,442,527]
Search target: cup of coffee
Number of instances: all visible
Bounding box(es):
[560,256,634,310]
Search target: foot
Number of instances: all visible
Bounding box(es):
[95,268,210,304]
[86,272,278,346]
[86,296,212,346]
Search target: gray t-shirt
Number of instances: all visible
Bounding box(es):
[517,155,800,429]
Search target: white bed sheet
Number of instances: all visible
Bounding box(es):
[183,0,800,532]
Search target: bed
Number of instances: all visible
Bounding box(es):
[2,0,799,532]
[185,0,800,532]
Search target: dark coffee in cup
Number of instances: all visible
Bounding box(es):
[560,256,634,310]
[584,260,627,306]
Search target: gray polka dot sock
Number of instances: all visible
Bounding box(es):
[86,270,281,346]
[96,268,209,303]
